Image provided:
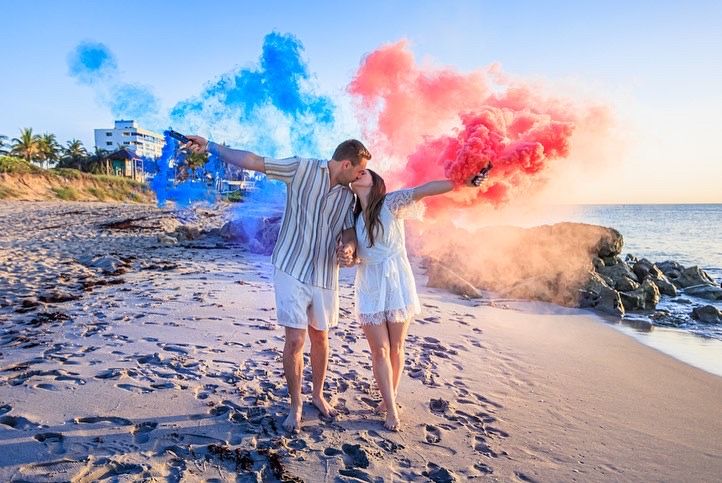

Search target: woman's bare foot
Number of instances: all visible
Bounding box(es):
[376,399,401,414]
[282,404,302,433]
[375,399,387,414]
[312,394,338,419]
[384,410,401,431]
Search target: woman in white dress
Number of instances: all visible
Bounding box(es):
[348,168,486,430]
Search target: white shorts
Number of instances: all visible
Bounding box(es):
[273,269,339,331]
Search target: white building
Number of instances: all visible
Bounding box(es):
[94,120,164,159]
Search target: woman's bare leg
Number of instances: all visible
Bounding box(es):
[362,322,400,430]
[388,318,411,396]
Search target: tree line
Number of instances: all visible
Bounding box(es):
[0,127,110,173]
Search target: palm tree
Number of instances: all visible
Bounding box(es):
[0,134,9,155]
[62,139,87,170]
[84,146,109,174]
[38,133,61,169]
[11,128,41,163]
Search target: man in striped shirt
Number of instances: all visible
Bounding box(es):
[185,135,370,432]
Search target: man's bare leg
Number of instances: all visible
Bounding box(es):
[282,327,306,432]
[308,324,338,418]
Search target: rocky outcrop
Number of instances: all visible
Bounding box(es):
[419,222,720,322]
[219,220,249,243]
[219,215,282,255]
[419,222,628,314]
[656,261,721,300]
[578,272,625,316]
[657,262,716,288]
[684,284,722,300]
[632,258,677,296]
[598,259,639,292]
[691,305,722,324]
[618,278,661,311]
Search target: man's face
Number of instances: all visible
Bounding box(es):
[350,169,372,191]
[342,158,368,185]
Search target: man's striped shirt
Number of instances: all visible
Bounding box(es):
[264,156,355,290]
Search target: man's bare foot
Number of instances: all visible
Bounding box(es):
[312,394,338,419]
[384,411,401,431]
[282,404,302,433]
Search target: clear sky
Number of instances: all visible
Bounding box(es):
[1,0,721,203]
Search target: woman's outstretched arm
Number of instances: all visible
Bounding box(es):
[410,180,455,201]
[411,163,492,201]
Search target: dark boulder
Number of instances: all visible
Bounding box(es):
[579,272,625,317]
[619,278,660,312]
[691,305,722,324]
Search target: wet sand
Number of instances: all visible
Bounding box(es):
[1,201,720,482]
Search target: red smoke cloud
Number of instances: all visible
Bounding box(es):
[349,41,610,210]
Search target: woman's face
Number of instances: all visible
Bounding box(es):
[350,169,373,192]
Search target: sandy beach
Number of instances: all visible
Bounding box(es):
[1,201,721,482]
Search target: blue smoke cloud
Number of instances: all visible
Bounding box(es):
[67,41,160,125]
[169,32,336,159]
[151,132,224,208]
[110,84,161,120]
[69,32,359,226]
[167,31,347,226]
[67,42,117,84]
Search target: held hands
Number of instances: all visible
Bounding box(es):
[336,241,358,267]
[182,135,209,154]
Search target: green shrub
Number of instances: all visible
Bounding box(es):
[86,187,108,200]
[51,168,85,180]
[227,190,243,202]
[0,156,43,174]
[52,186,79,201]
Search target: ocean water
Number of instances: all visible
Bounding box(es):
[565,204,722,376]
[571,204,722,278]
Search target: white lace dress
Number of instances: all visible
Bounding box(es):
[355,189,424,325]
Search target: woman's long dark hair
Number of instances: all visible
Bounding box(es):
[354,169,386,248]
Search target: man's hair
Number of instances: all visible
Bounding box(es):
[332,139,371,166]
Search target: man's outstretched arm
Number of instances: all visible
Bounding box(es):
[185,135,266,173]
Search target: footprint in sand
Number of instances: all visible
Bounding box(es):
[116,383,154,394]
[73,459,146,481]
[34,383,60,391]
[342,443,371,469]
[132,421,158,444]
[16,458,87,481]
[34,432,66,454]
[0,415,46,431]
[94,368,125,380]
[323,447,343,457]
[424,424,442,444]
[367,429,404,453]
[514,470,538,482]
[423,463,456,483]
[74,416,133,426]
[150,381,177,390]
[473,434,499,458]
